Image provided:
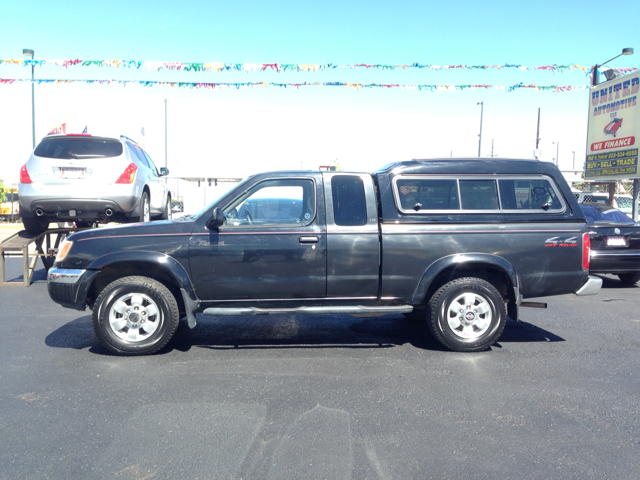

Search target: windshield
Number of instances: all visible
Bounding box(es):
[581,204,635,225]
[34,137,123,159]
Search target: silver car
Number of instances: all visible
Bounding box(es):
[19,134,171,233]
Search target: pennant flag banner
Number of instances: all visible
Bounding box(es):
[0,78,590,92]
[1,59,638,75]
[48,123,66,135]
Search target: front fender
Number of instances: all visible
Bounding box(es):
[88,250,200,326]
[411,253,520,305]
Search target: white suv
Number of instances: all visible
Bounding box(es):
[19,134,171,234]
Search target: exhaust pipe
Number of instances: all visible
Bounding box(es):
[35,208,44,216]
[105,208,114,217]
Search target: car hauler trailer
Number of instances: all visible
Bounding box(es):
[0,227,79,286]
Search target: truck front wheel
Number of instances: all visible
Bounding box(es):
[92,276,180,355]
[428,277,506,352]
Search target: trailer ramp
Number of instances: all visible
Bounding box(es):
[0,228,78,287]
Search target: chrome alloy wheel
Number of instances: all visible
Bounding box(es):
[108,292,162,343]
[445,292,492,340]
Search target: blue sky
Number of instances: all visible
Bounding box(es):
[1,0,639,183]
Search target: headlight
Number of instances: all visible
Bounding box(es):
[55,240,73,263]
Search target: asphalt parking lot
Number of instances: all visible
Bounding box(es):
[1,258,639,479]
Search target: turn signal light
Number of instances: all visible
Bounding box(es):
[20,164,32,184]
[582,232,590,270]
[55,240,73,263]
[116,163,137,184]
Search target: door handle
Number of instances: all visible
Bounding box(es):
[299,236,319,244]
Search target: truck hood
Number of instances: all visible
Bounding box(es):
[66,219,196,242]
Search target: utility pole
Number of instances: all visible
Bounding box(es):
[23,49,36,149]
[535,107,541,159]
[477,102,484,157]
[164,99,168,169]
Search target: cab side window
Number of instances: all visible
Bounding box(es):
[331,175,367,226]
[223,179,315,227]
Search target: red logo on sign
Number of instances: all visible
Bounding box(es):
[590,136,635,151]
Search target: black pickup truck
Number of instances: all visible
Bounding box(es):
[48,159,601,355]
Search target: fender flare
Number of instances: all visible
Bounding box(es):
[88,250,200,327]
[411,253,520,307]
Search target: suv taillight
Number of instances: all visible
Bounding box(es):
[20,164,32,184]
[116,163,137,184]
[583,232,590,270]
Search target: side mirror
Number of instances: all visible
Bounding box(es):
[206,207,225,229]
[159,167,169,176]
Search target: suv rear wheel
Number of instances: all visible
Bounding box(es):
[130,192,151,223]
[92,276,180,355]
[160,196,171,220]
[618,273,640,285]
[428,277,506,352]
[75,220,95,229]
[22,216,50,234]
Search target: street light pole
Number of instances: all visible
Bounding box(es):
[572,151,576,170]
[591,47,634,86]
[477,101,483,157]
[553,141,559,167]
[23,49,35,149]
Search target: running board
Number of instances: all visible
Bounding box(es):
[202,305,414,317]
[519,301,547,309]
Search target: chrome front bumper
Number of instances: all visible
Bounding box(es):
[48,268,86,284]
[48,267,96,311]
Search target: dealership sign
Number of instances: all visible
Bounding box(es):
[585,71,639,180]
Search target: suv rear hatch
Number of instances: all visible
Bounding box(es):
[31,135,127,186]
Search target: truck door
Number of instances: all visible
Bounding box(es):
[189,176,327,301]
[323,173,380,299]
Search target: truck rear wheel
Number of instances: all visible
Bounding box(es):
[428,277,506,352]
[92,276,180,355]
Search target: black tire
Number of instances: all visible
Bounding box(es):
[160,195,171,220]
[618,273,640,285]
[428,277,506,352]
[92,276,180,355]
[75,220,95,229]
[133,191,150,223]
[21,216,50,234]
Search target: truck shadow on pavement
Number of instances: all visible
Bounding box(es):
[45,314,565,355]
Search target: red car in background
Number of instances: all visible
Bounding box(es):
[604,118,623,137]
